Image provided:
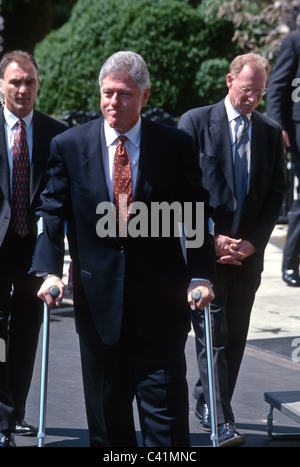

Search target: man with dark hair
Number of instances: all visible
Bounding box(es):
[0,50,38,79]
[0,50,67,447]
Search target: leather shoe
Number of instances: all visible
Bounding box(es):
[0,432,16,447]
[218,421,245,447]
[15,420,37,436]
[282,269,300,287]
[195,400,210,431]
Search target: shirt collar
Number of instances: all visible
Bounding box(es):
[104,116,141,148]
[3,105,33,130]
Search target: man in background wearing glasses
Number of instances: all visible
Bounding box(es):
[179,53,285,446]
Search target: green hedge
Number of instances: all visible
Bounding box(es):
[34,0,238,116]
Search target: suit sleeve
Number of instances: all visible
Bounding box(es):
[178,111,200,153]
[30,137,69,276]
[244,125,285,254]
[266,34,298,130]
[177,128,216,283]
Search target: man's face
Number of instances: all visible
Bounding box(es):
[226,65,267,114]
[100,72,150,134]
[2,61,40,118]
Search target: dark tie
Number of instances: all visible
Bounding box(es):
[113,135,133,236]
[12,119,30,238]
[232,114,249,235]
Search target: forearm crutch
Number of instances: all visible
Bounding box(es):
[192,290,218,447]
[38,286,60,447]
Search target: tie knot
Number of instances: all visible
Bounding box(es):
[18,119,24,128]
[116,135,129,165]
[118,135,127,145]
[239,114,248,126]
[234,114,249,139]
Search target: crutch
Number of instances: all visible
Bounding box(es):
[192,289,218,447]
[37,285,60,447]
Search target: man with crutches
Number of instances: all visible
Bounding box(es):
[30,51,216,448]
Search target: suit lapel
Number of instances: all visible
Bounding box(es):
[134,117,162,203]
[31,111,48,204]
[81,117,110,203]
[210,101,236,198]
[0,107,11,204]
[248,111,262,191]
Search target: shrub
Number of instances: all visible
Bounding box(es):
[195,58,230,106]
[34,0,237,116]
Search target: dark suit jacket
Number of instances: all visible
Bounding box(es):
[267,31,300,132]
[0,107,67,248]
[30,116,216,346]
[178,99,285,261]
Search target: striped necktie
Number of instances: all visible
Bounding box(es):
[232,114,250,235]
[12,119,30,238]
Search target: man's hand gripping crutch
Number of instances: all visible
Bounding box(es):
[36,275,64,447]
[188,280,218,448]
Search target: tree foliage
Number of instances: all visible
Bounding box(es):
[207,0,300,60]
[3,0,300,116]
[0,0,75,54]
[34,0,238,116]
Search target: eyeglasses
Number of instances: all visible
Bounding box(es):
[237,80,268,97]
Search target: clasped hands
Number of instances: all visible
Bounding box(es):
[215,235,256,266]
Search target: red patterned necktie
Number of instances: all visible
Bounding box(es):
[12,119,30,238]
[113,135,133,236]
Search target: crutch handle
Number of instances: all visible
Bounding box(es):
[192,289,202,301]
[49,286,60,298]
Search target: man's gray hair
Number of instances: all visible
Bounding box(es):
[99,51,150,92]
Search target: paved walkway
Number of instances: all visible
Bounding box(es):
[249,224,300,341]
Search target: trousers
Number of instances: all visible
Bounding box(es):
[192,254,262,424]
[79,329,190,447]
[0,228,42,431]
